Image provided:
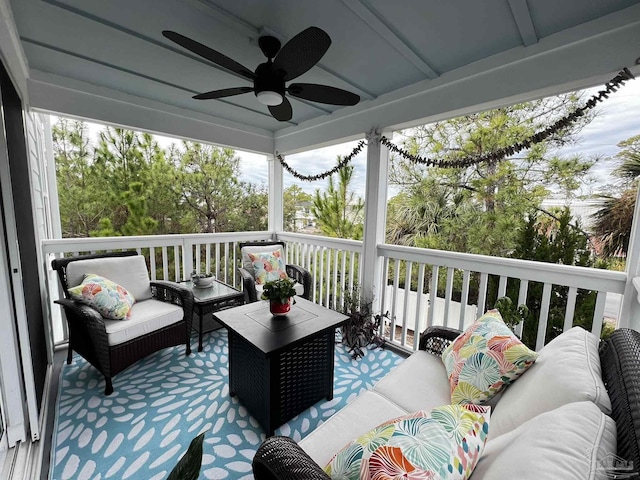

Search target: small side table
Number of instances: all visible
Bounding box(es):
[182,279,245,352]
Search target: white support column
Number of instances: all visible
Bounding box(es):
[268,154,284,235]
[361,129,390,312]
[619,187,640,331]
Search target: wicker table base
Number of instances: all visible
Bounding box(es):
[214,299,348,436]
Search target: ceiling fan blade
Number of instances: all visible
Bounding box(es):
[273,27,330,81]
[288,83,360,106]
[162,31,255,81]
[193,87,254,100]
[269,98,293,121]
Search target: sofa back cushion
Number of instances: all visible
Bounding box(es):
[67,255,153,301]
[489,326,612,439]
[472,401,616,480]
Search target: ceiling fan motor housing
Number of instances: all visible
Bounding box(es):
[254,62,286,98]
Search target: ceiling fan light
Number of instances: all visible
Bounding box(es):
[257,90,283,106]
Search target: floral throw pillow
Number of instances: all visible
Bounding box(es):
[248,250,287,285]
[68,274,136,320]
[442,310,538,405]
[324,404,491,480]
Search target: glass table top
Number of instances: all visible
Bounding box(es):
[183,279,241,302]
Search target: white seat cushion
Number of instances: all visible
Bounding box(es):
[490,326,612,438]
[472,401,617,480]
[373,350,452,412]
[67,255,152,301]
[299,390,409,467]
[103,299,183,346]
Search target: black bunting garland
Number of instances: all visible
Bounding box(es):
[276,68,635,180]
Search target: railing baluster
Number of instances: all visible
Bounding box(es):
[150,246,157,281]
[478,273,488,315]
[196,243,202,273]
[340,250,347,312]
[443,267,454,327]
[205,244,211,275]
[591,291,607,339]
[427,265,439,328]
[459,270,471,330]
[413,263,426,350]
[325,248,331,307]
[536,283,553,350]
[332,249,339,310]
[563,287,578,332]
[224,242,229,284]
[380,257,390,322]
[174,246,181,282]
[498,275,507,298]
[390,259,401,342]
[349,251,355,298]
[312,246,319,304]
[516,280,529,337]
[215,243,220,280]
[162,246,168,281]
[401,261,413,348]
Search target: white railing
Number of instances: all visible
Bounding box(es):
[41,231,630,353]
[277,232,363,311]
[378,244,627,352]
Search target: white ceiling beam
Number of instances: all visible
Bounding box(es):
[340,0,439,79]
[274,5,640,154]
[27,70,275,154]
[0,0,29,101]
[508,0,538,46]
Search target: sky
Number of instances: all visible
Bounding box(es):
[79,78,640,201]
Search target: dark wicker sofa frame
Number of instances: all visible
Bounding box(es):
[238,241,312,303]
[51,251,194,395]
[252,326,640,480]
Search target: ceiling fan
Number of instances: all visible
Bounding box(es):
[162,27,360,122]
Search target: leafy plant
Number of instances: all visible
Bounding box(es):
[261,278,297,304]
[494,296,529,330]
[340,286,390,359]
[167,432,205,480]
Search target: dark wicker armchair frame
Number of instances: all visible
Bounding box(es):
[51,251,194,395]
[238,241,312,303]
[252,327,640,480]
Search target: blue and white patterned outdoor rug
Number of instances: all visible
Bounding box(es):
[50,329,404,480]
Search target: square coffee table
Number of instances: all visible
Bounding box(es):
[213,298,349,436]
[182,279,245,352]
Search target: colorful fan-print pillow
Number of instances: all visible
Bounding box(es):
[68,274,136,320]
[324,404,491,480]
[442,310,538,405]
[248,250,287,285]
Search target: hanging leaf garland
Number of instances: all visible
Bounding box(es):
[276,68,635,180]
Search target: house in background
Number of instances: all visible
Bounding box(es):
[0,1,639,477]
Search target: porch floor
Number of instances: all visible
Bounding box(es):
[48,329,405,479]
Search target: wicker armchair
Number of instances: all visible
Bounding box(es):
[252,327,640,480]
[238,241,312,303]
[51,251,194,395]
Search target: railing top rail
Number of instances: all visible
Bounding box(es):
[276,231,363,252]
[41,231,274,255]
[378,243,627,294]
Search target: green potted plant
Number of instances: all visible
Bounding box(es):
[495,296,529,332]
[341,286,390,359]
[261,277,297,316]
